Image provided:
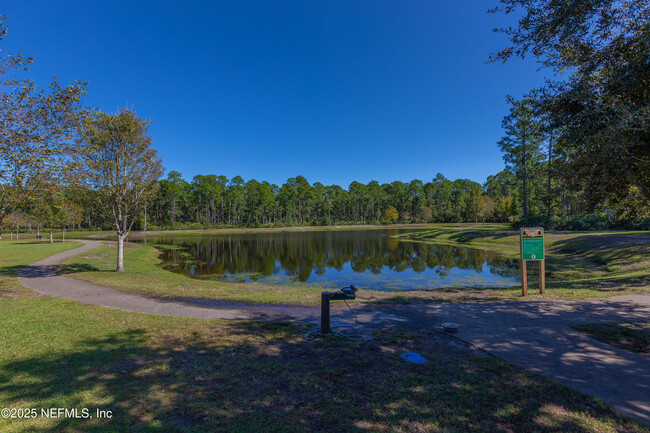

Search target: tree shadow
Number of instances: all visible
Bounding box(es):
[362,287,523,306]
[0,322,643,432]
[56,263,105,275]
[402,228,516,244]
[3,241,67,245]
[0,265,28,278]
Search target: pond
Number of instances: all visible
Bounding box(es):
[143,229,521,291]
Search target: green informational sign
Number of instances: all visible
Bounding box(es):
[520,227,544,261]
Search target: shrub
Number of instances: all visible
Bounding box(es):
[511,214,650,231]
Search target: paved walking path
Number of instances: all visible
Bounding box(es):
[18,240,650,426]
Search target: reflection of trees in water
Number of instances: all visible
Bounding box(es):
[158,231,519,282]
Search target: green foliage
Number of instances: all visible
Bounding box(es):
[497,98,546,217]
[0,14,88,234]
[617,186,650,222]
[513,215,650,231]
[147,173,493,229]
[79,108,164,271]
[80,108,163,238]
[384,205,398,222]
[490,0,650,203]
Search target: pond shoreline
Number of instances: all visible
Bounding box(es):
[56,223,650,304]
[89,223,493,239]
[146,227,521,292]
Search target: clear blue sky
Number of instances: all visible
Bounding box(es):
[3,1,547,187]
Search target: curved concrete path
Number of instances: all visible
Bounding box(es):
[17,240,650,426]
[17,240,320,322]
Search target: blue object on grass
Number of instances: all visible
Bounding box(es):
[401,352,427,364]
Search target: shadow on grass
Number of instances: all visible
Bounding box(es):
[553,235,650,261]
[402,228,517,244]
[0,323,644,432]
[0,265,28,278]
[1,241,71,245]
[549,235,650,290]
[15,264,109,280]
[363,287,524,305]
[574,322,650,356]
[56,263,108,275]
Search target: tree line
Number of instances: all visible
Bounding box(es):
[139,172,497,229]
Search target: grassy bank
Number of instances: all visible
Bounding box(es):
[96,223,445,239]
[60,243,325,304]
[59,242,529,305]
[0,242,647,431]
[394,227,650,301]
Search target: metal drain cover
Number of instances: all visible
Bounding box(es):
[441,322,460,333]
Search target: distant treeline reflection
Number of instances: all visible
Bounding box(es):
[153,230,519,284]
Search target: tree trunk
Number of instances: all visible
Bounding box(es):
[547,138,552,218]
[560,183,564,222]
[144,204,147,232]
[49,230,53,243]
[116,233,125,272]
[522,124,528,218]
[62,228,65,242]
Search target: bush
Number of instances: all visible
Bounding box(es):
[511,216,551,229]
[512,214,650,231]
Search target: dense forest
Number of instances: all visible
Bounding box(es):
[6,161,647,235]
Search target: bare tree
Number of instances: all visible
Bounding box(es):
[80,108,163,272]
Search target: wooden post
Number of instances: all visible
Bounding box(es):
[521,260,528,296]
[539,259,546,294]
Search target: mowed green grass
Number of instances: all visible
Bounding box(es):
[0,240,648,432]
[395,227,650,301]
[59,243,324,304]
[0,240,80,297]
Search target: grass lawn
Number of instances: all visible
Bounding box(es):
[1,240,648,432]
[0,240,81,297]
[60,243,327,305]
[394,227,650,301]
[574,322,650,356]
[57,225,650,305]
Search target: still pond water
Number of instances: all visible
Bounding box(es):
[145,229,520,291]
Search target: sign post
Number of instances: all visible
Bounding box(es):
[520,227,545,295]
